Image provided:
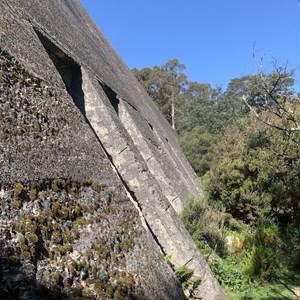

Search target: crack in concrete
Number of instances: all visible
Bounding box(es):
[79,97,169,260]
[146,155,154,161]
[118,146,128,155]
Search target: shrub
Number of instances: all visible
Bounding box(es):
[242,226,282,281]
[284,223,300,269]
[225,231,247,257]
[163,253,172,266]
[180,196,226,257]
[175,265,194,289]
[209,256,252,291]
[179,127,219,176]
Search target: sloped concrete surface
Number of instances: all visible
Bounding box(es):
[0,0,226,299]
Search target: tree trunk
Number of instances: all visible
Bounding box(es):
[171,92,175,130]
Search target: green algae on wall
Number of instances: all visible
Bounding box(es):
[2,178,144,299]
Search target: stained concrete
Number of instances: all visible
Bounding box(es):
[0,0,226,299]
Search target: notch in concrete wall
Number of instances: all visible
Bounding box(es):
[99,81,119,115]
[145,120,154,131]
[34,29,85,115]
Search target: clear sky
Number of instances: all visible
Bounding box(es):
[80,0,300,90]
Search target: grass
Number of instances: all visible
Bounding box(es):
[180,196,300,300]
[226,271,300,300]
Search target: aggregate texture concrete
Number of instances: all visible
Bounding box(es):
[0,1,226,299]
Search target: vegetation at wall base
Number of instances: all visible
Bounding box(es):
[134,59,300,299]
[175,265,194,289]
[180,196,300,299]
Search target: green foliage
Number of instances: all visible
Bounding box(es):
[242,226,282,281]
[179,126,220,175]
[135,59,300,297]
[181,194,296,297]
[207,120,275,224]
[213,68,299,226]
[176,82,224,135]
[180,196,226,257]
[218,71,294,121]
[207,98,300,226]
[163,253,172,265]
[284,223,300,269]
[133,59,187,126]
[209,256,253,292]
[208,244,299,300]
[226,282,293,300]
[175,265,194,289]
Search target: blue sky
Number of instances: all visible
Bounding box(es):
[80,0,300,90]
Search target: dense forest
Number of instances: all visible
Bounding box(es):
[133,60,300,299]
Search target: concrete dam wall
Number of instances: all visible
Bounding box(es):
[0,0,226,299]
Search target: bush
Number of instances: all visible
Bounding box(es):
[175,265,194,289]
[180,196,226,257]
[209,256,254,292]
[242,226,283,281]
[282,223,300,269]
[179,127,219,176]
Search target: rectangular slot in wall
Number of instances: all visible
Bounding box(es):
[99,81,119,115]
[34,29,85,116]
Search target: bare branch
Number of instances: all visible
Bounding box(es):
[242,95,300,148]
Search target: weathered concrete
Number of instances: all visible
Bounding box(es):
[0,0,226,299]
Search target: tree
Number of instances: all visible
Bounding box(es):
[133,59,187,130]
[161,59,187,129]
[242,67,298,144]
[176,82,223,135]
[207,66,300,226]
[217,71,294,125]
[179,126,220,175]
[207,121,274,223]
